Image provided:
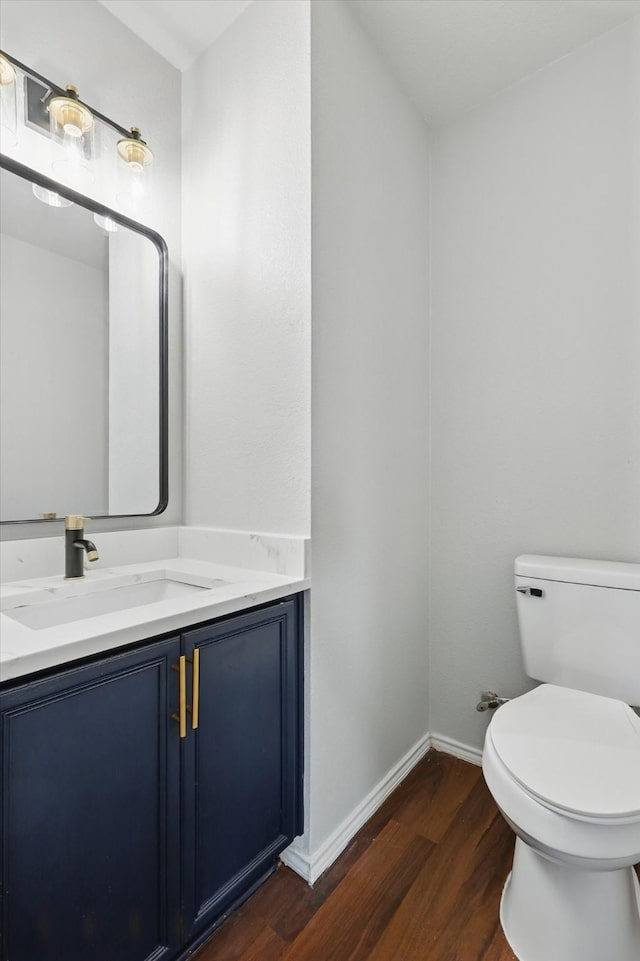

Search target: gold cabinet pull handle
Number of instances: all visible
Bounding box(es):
[171,656,187,738]
[191,648,200,730]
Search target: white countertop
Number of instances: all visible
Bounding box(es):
[0,526,309,682]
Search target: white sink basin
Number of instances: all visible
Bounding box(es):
[4,574,228,630]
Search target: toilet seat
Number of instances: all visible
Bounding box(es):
[489,684,640,823]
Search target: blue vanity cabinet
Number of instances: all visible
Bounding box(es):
[0,635,183,961]
[0,595,303,961]
[180,597,303,942]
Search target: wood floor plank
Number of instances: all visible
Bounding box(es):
[232,865,309,943]
[271,833,377,943]
[194,907,267,961]
[222,828,380,948]
[279,819,434,961]
[422,808,515,960]
[197,921,288,961]
[239,925,288,961]
[480,922,518,961]
[382,750,483,843]
[360,751,482,841]
[366,777,509,961]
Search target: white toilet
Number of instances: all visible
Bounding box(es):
[482,554,640,961]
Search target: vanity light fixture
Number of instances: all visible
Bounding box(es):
[0,52,18,148]
[0,51,156,216]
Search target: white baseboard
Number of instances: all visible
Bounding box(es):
[430,732,483,766]
[280,731,482,885]
[281,730,431,884]
[278,843,313,881]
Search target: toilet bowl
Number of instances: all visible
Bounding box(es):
[483,683,640,961]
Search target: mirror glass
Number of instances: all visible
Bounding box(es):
[0,159,167,524]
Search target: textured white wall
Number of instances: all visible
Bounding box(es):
[0,0,182,537]
[429,19,640,752]
[182,0,311,536]
[308,0,430,853]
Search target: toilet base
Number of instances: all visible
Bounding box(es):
[500,838,640,961]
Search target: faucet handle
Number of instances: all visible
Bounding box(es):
[65,515,90,530]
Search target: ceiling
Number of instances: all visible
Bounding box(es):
[348,0,640,124]
[98,0,640,125]
[98,0,253,71]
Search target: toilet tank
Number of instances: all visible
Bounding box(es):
[515,555,640,705]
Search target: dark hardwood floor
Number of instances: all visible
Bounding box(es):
[193,749,640,961]
[193,751,517,960]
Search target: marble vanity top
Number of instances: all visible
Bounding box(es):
[0,526,309,682]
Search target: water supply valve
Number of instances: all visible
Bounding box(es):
[476,691,510,712]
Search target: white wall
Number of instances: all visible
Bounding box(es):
[0,233,108,519]
[1,0,182,537]
[429,19,640,752]
[182,0,311,536]
[307,0,430,855]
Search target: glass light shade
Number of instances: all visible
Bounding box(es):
[116,127,153,214]
[49,86,95,190]
[0,53,18,149]
[32,183,73,208]
[94,212,118,232]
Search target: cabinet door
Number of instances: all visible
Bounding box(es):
[0,637,182,961]
[182,598,302,938]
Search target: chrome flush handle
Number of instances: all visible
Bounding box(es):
[516,586,545,598]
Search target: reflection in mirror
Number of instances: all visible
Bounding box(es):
[0,159,167,523]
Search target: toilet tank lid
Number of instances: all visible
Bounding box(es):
[515,555,640,590]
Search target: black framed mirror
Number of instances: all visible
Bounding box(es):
[0,154,168,524]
